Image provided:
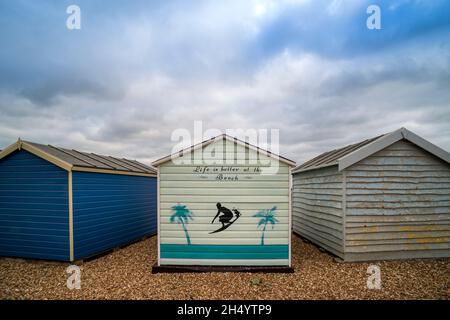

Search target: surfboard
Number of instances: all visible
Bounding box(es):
[209,215,240,234]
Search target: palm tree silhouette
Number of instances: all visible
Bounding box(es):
[170,204,194,245]
[253,206,278,245]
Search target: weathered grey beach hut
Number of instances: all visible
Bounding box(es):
[292,128,450,261]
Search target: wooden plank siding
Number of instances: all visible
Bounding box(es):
[72,172,157,260]
[292,165,345,259]
[158,138,291,265]
[344,140,450,261]
[0,150,70,261]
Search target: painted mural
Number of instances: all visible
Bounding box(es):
[210,203,241,234]
[170,204,194,245]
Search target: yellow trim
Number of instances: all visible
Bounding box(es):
[68,171,74,261]
[21,142,73,171]
[72,166,156,177]
[0,140,21,161]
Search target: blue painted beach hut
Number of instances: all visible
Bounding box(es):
[0,139,157,262]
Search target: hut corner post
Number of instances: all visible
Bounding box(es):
[157,168,161,266]
[288,167,293,268]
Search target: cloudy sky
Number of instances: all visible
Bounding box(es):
[1,0,449,165]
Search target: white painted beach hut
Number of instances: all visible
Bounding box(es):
[151,134,296,271]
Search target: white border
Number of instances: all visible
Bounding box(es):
[157,168,161,266]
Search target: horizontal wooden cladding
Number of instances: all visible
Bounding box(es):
[354,156,447,166]
[159,258,290,266]
[345,242,450,253]
[293,202,342,216]
[292,210,343,231]
[72,171,157,260]
[346,182,450,191]
[160,238,289,245]
[160,217,289,225]
[160,180,289,189]
[293,165,341,178]
[161,210,288,220]
[160,166,289,174]
[0,150,70,261]
[160,187,288,196]
[346,176,450,184]
[293,185,343,192]
[347,201,450,209]
[293,175,342,185]
[293,198,342,210]
[293,226,344,258]
[346,238,450,247]
[159,173,289,181]
[160,244,289,260]
[293,165,343,259]
[293,218,343,244]
[161,230,289,239]
[160,195,288,203]
[346,170,448,178]
[161,223,289,231]
[344,249,450,261]
[348,165,447,172]
[346,213,450,223]
[293,192,341,202]
[347,224,450,234]
[346,230,450,241]
[347,194,449,203]
[292,207,342,224]
[341,140,450,260]
[160,202,289,210]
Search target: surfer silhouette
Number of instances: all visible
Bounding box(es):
[210,203,241,233]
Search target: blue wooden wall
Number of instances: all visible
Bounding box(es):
[72,172,157,260]
[0,150,70,261]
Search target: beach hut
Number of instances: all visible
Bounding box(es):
[292,128,450,261]
[151,134,296,271]
[0,139,157,262]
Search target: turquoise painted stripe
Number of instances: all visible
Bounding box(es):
[160,244,289,259]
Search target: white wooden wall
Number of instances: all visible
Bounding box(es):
[159,138,291,265]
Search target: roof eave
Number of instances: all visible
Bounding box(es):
[292,162,338,174]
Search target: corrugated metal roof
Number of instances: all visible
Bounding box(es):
[23,141,156,174]
[293,134,385,172]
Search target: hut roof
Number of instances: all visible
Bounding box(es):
[293,127,450,173]
[0,139,156,175]
[152,134,296,167]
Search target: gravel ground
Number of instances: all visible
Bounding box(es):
[0,235,449,300]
